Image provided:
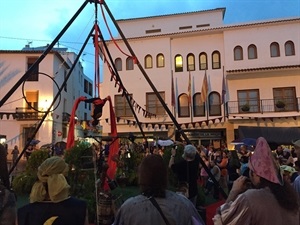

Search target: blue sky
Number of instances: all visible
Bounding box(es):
[0,0,299,80]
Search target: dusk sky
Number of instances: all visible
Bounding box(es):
[1,0,299,80]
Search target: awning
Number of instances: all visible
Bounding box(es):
[238,126,300,147]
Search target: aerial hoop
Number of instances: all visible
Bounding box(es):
[21,72,61,113]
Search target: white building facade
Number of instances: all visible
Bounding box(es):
[0,47,93,152]
[100,8,300,149]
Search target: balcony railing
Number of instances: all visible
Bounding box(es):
[227,98,300,114]
[15,107,45,120]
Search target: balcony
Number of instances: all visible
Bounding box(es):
[15,107,45,121]
[227,98,299,115]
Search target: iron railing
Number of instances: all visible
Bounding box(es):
[227,97,300,114]
[15,107,45,120]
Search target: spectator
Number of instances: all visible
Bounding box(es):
[275,145,284,158]
[0,180,16,225]
[292,139,300,160]
[113,154,204,225]
[281,148,294,166]
[25,145,33,160]
[293,160,300,198]
[216,150,228,189]
[200,155,210,188]
[18,156,89,225]
[169,144,200,206]
[0,144,17,225]
[240,155,249,176]
[280,165,296,184]
[205,158,221,199]
[226,150,241,191]
[11,145,19,165]
[213,137,299,225]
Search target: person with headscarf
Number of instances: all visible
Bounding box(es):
[18,156,89,225]
[0,144,17,225]
[113,154,204,225]
[213,137,300,225]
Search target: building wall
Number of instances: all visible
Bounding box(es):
[117,8,225,38]
[0,50,92,152]
[100,9,300,148]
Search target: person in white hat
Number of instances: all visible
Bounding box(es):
[169,144,200,206]
[292,139,300,161]
[213,137,299,225]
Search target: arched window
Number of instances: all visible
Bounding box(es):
[126,57,134,70]
[199,52,207,70]
[209,92,221,116]
[156,53,165,68]
[285,41,295,56]
[270,42,280,57]
[234,46,243,60]
[212,51,221,69]
[193,93,205,117]
[115,58,122,71]
[175,54,183,72]
[248,44,257,59]
[187,53,195,71]
[144,54,153,69]
[178,94,190,117]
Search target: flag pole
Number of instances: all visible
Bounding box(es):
[188,69,193,123]
[222,66,226,122]
[171,70,176,118]
[202,70,209,123]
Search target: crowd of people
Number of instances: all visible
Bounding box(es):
[1,136,300,225]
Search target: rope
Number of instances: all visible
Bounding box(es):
[99,2,134,59]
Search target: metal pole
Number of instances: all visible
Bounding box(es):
[100,0,227,199]
[0,0,91,108]
[97,29,146,138]
[9,26,94,175]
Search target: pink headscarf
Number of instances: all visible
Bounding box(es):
[248,137,283,185]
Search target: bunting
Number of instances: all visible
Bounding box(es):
[201,71,208,103]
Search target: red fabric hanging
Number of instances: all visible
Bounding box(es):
[103,96,119,190]
[66,96,87,150]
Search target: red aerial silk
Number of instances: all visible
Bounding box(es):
[66,96,87,150]
[103,96,119,190]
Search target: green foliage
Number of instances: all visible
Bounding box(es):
[12,150,50,195]
[63,141,96,223]
[115,143,144,186]
[12,173,36,195]
[276,100,285,108]
[241,104,250,111]
[163,144,184,188]
[25,150,50,174]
